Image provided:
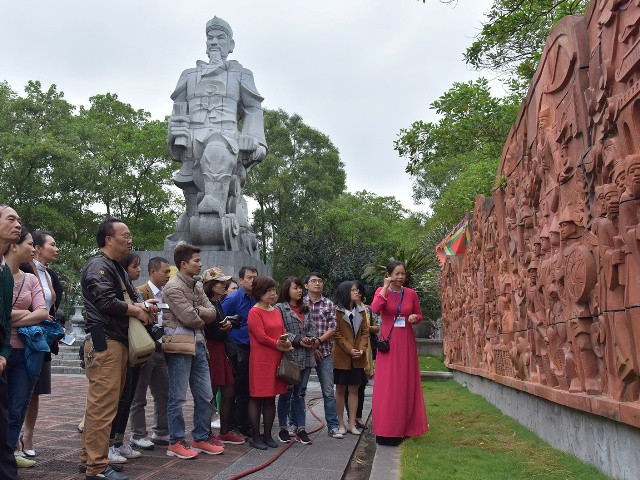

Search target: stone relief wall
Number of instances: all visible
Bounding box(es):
[441,0,640,428]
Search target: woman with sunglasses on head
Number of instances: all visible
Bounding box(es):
[370,261,428,446]
[332,281,369,435]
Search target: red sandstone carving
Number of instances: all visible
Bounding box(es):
[441,0,640,428]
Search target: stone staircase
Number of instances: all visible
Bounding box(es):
[51,343,84,375]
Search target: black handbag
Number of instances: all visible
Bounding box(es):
[277,354,301,385]
[377,288,404,354]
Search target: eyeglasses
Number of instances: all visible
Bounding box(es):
[308,279,323,284]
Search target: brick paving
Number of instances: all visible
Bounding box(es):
[16,374,372,480]
[17,374,250,480]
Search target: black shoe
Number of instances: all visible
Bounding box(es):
[355,420,367,430]
[295,429,312,445]
[79,464,124,473]
[248,438,268,450]
[86,465,129,479]
[263,436,278,448]
[277,429,291,443]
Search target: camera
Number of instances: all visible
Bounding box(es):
[150,324,164,341]
[225,315,241,329]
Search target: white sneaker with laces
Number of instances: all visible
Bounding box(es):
[130,436,154,450]
[108,446,128,464]
[116,442,141,459]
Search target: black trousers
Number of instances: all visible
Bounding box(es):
[0,370,19,479]
[228,343,250,433]
[110,365,141,439]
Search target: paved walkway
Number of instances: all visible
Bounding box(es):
[17,374,375,480]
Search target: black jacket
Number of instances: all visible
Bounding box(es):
[81,251,137,345]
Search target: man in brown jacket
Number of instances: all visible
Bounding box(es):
[163,244,224,459]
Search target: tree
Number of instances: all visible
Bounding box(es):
[245,108,346,269]
[431,0,589,94]
[313,190,425,253]
[395,78,518,225]
[75,93,180,249]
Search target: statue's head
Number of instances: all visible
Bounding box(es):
[624,154,640,198]
[205,16,235,62]
[559,205,584,240]
[603,183,620,217]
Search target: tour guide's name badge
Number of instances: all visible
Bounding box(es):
[394,316,406,328]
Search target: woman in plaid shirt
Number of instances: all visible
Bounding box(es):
[275,277,318,445]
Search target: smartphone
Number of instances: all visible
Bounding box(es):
[279,334,289,341]
[60,334,76,346]
[155,302,169,309]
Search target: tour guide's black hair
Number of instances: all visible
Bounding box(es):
[386,260,405,275]
[96,217,123,248]
[335,280,356,310]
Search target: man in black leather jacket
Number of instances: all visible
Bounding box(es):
[79,218,157,480]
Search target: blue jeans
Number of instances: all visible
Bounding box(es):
[166,343,213,443]
[315,354,339,431]
[6,348,38,450]
[277,367,311,430]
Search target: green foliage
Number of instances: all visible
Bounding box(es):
[401,380,612,479]
[462,0,589,95]
[313,190,425,253]
[76,93,180,249]
[395,78,517,226]
[245,108,346,266]
[0,80,181,315]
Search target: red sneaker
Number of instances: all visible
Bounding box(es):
[192,439,224,455]
[166,441,198,459]
[217,431,246,445]
[207,434,225,447]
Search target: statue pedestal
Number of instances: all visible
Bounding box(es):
[135,248,270,286]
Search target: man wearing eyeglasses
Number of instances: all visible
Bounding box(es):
[303,272,343,439]
[80,218,157,480]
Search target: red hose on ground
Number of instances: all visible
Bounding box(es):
[227,397,325,480]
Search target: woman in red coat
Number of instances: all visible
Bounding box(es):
[370,261,428,446]
[247,276,292,450]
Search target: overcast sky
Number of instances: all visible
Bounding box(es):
[1,0,495,215]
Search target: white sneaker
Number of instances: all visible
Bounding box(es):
[108,446,128,464]
[117,442,141,459]
[130,436,154,450]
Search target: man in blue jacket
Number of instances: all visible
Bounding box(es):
[0,205,22,480]
[222,266,257,436]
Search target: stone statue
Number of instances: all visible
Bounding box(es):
[166,16,266,255]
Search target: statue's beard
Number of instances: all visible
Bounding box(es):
[208,49,224,66]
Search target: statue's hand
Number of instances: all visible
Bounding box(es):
[251,145,267,162]
[169,116,190,146]
[238,134,258,152]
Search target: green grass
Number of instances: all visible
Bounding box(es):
[400,380,612,480]
[418,353,447,371]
